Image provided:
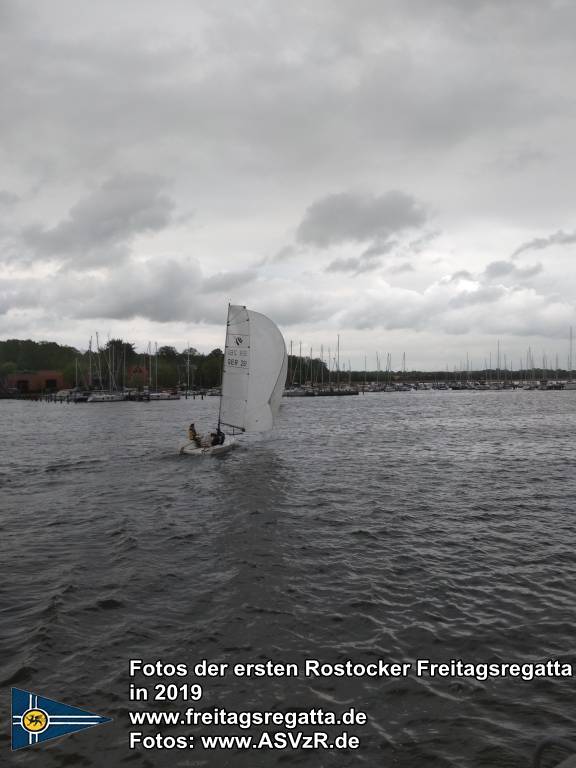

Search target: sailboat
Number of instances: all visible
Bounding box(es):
[180,305,288,456]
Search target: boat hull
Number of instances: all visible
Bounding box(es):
[179,440,236,457]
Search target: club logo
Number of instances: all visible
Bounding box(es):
[235,336,244,345]
[21,708,49,733]
[12,688,112,750]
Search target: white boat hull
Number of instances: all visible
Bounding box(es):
[179,440,236,457]
[87,392,125,402]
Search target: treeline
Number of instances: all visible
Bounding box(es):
[0,339,225,389]
[0,339,336,390]
[0,339,79,373]
[7,338,563,390]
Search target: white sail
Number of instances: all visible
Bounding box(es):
[219,305,287,433]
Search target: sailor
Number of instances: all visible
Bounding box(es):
[211,429,225,447]
[199,432,213,448]
[188,423,201,447]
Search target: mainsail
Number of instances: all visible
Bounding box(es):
[218,305,288,433]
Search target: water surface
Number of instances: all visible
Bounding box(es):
[2,391,576,767]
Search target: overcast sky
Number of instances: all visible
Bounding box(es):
[2,0,576,370]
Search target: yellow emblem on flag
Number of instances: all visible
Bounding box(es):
[21,709,49,733]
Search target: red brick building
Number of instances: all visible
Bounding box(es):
[5,370,65,393]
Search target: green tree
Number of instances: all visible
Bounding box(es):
[157,345,178,358]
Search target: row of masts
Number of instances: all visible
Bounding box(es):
[72,325,576,391]
[287,328,576,388]
[75,335,171,392]
[288,337,403,389]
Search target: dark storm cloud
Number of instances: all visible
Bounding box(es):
[21,174,175,268]
[512,230,576,258]
[296,191,427,248]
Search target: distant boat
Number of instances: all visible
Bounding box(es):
[148,391,180,400]
[87,391,125,402]
[55,389,89,402]
[284,387,313,397]
[180,305,287,456]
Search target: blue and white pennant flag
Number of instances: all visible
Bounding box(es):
[12,687,112,750]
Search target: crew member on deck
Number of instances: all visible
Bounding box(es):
[210,429,225,447]
[188,423,201,447]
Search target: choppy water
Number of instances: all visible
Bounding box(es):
[2,391,576,767]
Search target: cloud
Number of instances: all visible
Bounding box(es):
[21,173,175,268]
[296,191,427,248]
[271,245,300,263]
[203,269,257,293]
[448,284,506,308]
[482,260,542,280]
[0,190,19,207]
[337,277,573,339]
[447,270,474,283]
[513,230,576,258]
[389,262,415,274]
[0,258,201,321]
[492,145,549,174]
[325,256,381,274]
[360,239,397,259]
[2,0,576,364]
[408,231,440,253]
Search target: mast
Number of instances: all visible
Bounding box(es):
[568,326,574,381]
[110,337,115,391]
[217,304,231,432]
[96,332,103,389]
[155,342,158,392]
[337,334,340,390]
[88,336,93,389]
[147,342,152,389]
[186,342,190,397]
